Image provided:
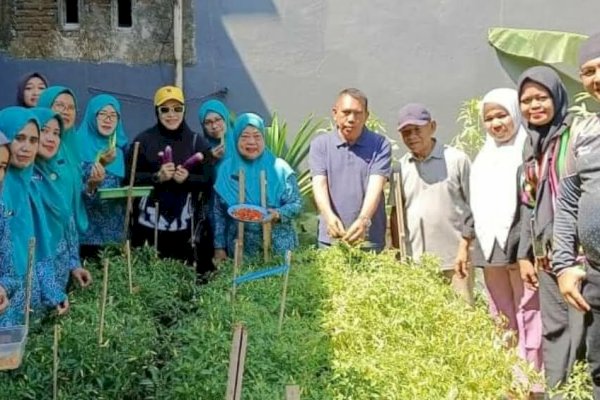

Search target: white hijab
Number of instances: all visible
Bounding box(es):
[470,88,527,260]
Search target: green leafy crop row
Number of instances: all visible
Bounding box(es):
[0,245,541,399]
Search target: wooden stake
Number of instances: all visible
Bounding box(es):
[190,196,196,269]
[126,240,133,295]
[278,251,292,334]
[154,201,160,252]
[123,141,140,240]
[260,170,271,262]
[53,324,60,400]
[24,238,35,330]
[420,218,426,255]
[237,169,245,255]
[285,385,301,400]
[226,324,248,400]
[98,259,109,346]
[232,240,241,300]
[393,172,407,259]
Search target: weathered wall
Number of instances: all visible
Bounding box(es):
[0,0,598,146]
[1,0,195,64]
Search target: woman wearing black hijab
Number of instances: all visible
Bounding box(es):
[16,72,48,107]
[516,66,585,395]
[127,86,215,277]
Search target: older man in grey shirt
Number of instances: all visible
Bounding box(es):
[390,103,476,304]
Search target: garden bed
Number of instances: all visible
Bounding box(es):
[0,245,537,399]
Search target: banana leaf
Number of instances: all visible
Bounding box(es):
[488,27,588,82]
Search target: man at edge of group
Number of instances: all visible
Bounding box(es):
[309,88,391,251]
[553,32,600,398]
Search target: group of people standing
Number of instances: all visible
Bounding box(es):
[309,34,600,398]
[3,33,600,399]
[0,78,304,330]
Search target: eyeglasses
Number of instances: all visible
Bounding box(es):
[53,102,76,112]
[97,112,119,121]
[203,117,224,126]
[158,105,185,114]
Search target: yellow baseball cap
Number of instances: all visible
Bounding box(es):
[154,85,185,106]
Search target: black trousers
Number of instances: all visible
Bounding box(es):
[131,224,215,276]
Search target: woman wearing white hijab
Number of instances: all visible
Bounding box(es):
[470,88,542,392]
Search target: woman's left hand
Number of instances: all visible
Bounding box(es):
[173,166,189,183]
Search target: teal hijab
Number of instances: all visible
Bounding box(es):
[0,107,54,276]
[198,99,235,149]
[77,94,128,177]
[214,113,294,208]
[30,108,73,250]
[37,86,88,233]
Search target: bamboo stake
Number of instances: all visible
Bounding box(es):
[232,240,241,300]
[420,218,426,255]
[285,385,301,400]
[126,240,133,295]
[278,251,292,334]
[154,201,160,252]
[260,170,271,262]
[24,238,35,330]
[190,196,196,269]
[226,324,248,400]
[392,172,407,258]
[123,141,140,240]
[237,169,245,255]
[98,259,109,346]
[53,324,60,400]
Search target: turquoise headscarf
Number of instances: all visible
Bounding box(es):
[198,99,235,148]
[0,107,54,276]
[37,86,88,234]
[77,94,128,177]
[214,113,294,208]
[30,108,73,250]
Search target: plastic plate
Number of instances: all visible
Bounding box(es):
[98,186,153,200]
[228,204,271,223]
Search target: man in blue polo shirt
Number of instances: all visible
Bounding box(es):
[309,88,391,251]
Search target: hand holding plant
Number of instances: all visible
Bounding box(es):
[342,218,367,244]
[98,148,117,166]
[325,213,345,239]
[157,162,175,182]
[173,165,189,184]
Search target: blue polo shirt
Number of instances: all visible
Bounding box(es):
[309,128,391,248]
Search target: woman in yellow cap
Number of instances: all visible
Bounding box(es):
[127,86,216,279]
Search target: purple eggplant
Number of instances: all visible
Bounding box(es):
[182,152,204,169]
[158,151,165,164]
[164,145,173,164]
